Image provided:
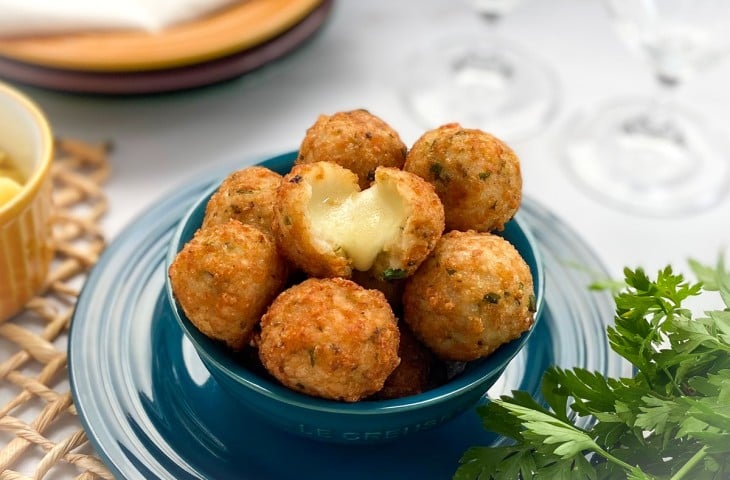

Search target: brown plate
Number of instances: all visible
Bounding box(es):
[0,0,322,72]
[0,0,333,95]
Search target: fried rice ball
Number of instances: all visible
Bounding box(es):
[403,230,536,362]
[350,269,405,311]
[372,322,436,400]
[273,161,444,280]
[404,123,522,232]
[258,277,400,402]
[297,109,408,189]
[168,220,288,350]
[202,166,282,237]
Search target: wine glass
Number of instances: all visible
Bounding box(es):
[562,0,730,217]
[399,0,559,143]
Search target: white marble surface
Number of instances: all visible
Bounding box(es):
[11,0,730,299]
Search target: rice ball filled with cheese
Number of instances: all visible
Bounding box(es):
[168,220,288,350]
[403,230,536,361]
[404,123,522,233]
[273,161,445,280]
[202,166,282,237]
[258,277,400,402]
[296,109,408,189]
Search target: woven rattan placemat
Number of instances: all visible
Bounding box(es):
[0,139,113,479]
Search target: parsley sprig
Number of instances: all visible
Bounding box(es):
[455,257,730,479]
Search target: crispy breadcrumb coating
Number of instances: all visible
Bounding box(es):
[372,322,436,400]
[403,230,535,361]
[169,220,288,350]
[202,166,282,237]
[404,123,521,232]
[297,109,407,189]
[258,277,400,402]
[273,161,444,280]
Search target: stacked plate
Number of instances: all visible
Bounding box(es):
[0,0,333,95]
[69,152,630,478]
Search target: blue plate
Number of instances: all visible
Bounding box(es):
[69,152,630,479]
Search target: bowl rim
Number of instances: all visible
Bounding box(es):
[165,151,545,415]
[0,80,53,221]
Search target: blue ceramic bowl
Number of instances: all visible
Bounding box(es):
[165,151,545,445]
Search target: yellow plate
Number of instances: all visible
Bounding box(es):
[0,0,323,72]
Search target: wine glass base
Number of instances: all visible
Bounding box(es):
[562,97,730,217]
[400,35,559,143]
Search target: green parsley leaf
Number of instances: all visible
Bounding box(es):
[381,268,407,281]
[455,256,730,480]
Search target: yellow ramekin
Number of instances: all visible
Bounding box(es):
[0,81,53,321]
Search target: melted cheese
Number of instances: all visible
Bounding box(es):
[308,173,405,271]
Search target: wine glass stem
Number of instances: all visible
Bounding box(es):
[621,72,684,144]
[657,73,680,90]
[479,11,502,26]
[653,72,678,111]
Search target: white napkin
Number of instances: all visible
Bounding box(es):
[0,0,242,37]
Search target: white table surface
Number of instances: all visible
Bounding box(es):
[12,0,730,303]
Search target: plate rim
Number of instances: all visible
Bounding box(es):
[0,1,333,95]
[0,0,324,72]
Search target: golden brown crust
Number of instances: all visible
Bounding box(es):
[273,162,354,278]
[168,220,289,350]
[404,123,522,232]
[273,162,445,281]
[297,109,407,189]
[402,230,535,361]
[169,112,535,402]
[372,322,435,400]
[258,277,400,402]
[368,167,445,280]
[202,166,282,237]
[350,269,405,311]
